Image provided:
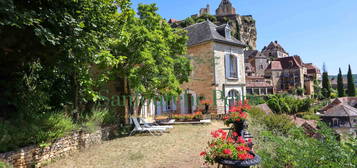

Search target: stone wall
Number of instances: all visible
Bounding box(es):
[0,126,117,168]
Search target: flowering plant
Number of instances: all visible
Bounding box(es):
[200,129,254,165]
[171,112,203,121]
[223,101,251,126]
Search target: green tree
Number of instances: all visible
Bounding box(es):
[347,65,356,96]
[337,68,345,97]
[0,0,131,120]
[111,4,191,115]
[322,63,331,98]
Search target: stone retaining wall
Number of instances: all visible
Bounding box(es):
[0,126,117,168]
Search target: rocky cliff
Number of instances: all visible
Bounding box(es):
[216,14,257,49]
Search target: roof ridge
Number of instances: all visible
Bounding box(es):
[184,21,207,29]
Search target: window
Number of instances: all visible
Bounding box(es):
[228,90,240,107]
[225,27,231,40]
[225,54,238,79]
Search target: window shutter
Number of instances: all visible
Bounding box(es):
[225,54,230,78]
[236,56,240,79]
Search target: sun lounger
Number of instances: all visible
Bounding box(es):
[129,117,166,136]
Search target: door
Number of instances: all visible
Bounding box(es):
[187,94,192,114]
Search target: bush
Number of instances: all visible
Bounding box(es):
[81,108,116,132]
[263,114,295,135]
[246,95,267,105]
[266,94,314,114]
[0,161,11,168]
[0,112,75,153]
[248,107,357,168]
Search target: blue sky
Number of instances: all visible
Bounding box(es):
[131,0,357,75]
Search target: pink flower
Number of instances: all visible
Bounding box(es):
[248,138,252,143]
[223,149,232,155]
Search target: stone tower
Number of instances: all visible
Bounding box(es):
[199,4,210,16]
[216,0,236,16]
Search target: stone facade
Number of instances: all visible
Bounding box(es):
[245,41,321,95]
[179,41,216,114]
[178,21,246,115]
[0,126,117,168]
[216,0,236,16]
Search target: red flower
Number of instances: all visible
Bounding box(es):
[232,132,238,137]
[248,138,252,143]
[227,137,234,143]
[237,136,245,144]
[209,143,216,147]
[200,151,207,156]
[223,149,232,155]
[211,131,219,138]
[223,116,229,120]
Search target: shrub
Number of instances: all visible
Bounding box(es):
[81,108,116,132]
[266,94,313,114]
[0,112,75,153]
[263,114,295,135]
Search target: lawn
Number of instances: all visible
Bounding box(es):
[45,121,225,168]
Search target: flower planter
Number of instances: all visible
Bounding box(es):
[215,153,261,168]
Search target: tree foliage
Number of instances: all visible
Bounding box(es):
[337,68,345,97]
[347,65,356,97]
[322,72,331,99]
[110,3,191,114]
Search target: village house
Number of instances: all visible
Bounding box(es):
[245,41,321,95]
[319,97,357,136]
[173,20,246,115]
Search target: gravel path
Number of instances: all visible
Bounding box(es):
[45,121,225,168]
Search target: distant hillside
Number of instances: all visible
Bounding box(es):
[329,74,357,85]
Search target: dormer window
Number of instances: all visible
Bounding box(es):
[225,26,231,40]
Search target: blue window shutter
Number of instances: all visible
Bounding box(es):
[225,54,230,78]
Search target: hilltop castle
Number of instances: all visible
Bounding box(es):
[170,0,257,49]
[199,0,257,49]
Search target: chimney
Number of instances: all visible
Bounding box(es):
[275,40,278,43]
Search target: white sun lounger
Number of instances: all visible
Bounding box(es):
[129,117,166,136]
[139,118,174,129]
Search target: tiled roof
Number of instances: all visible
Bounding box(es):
[246,82,273,87]
[185,21,246,47]
[320,97,357,117]
[304,63,321,74]
[244,50,267,59]
[266,61,282,70]
[262,41,288,54]
[275,56,303,69]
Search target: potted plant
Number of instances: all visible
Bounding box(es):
[200,129,260,168]
[223,101,251,136]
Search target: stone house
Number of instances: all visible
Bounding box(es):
[262,41,289,59]
[246,76,273,95]
[319,97,357,136]
[264,55,320,95]
[172,20,246,115]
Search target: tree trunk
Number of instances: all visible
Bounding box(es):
[137,97,146,116]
